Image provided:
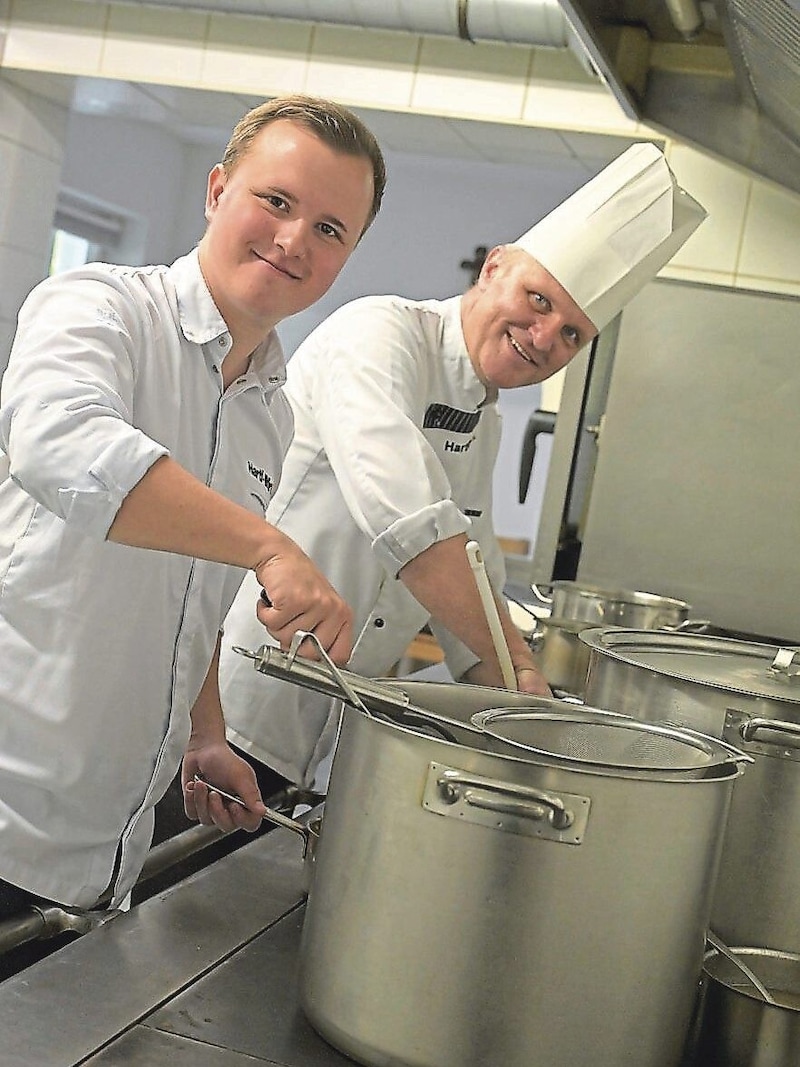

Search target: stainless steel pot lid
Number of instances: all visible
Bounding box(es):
[551,581,690,610]
[579,628,800,704]
[470,707,745,774]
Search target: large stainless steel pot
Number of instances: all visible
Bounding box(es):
[581,628,800,954]
[295,704,745,1067]
[533,580,701,629]
[689,945,800,1065]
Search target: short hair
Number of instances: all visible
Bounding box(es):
[221,94,387,236]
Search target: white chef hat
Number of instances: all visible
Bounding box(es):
[511,143,707,331]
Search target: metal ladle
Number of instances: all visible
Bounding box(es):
[707,929,778,1005]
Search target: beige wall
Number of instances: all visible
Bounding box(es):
[1,0,798,304]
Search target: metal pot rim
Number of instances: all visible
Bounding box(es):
[550,581,691,611]
[580,627,800,705]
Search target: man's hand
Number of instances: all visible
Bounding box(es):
[182,741,267,834]
[254,545,352,664]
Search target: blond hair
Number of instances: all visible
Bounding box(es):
[222,94,386,235]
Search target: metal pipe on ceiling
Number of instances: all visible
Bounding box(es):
[89,0,596,71]
[663,0,705,41]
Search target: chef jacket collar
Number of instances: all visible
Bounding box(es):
[168,249,286,391]
[443,296,494,408]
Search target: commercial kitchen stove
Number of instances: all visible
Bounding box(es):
[0,814,355,1067]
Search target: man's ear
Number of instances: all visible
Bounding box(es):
[476,244,506,287]
[204,164,226,222]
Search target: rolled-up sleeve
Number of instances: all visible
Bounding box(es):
[309,304,469,576]
[0,272,169,539]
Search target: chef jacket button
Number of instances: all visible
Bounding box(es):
[374,618,385,628]
[218,337,226,346]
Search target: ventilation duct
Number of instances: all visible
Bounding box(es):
[91,0,597,72]
[559,0,800,195]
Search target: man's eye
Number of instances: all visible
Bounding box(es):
[563,325,580,346]
[261,194,288,211]
[531,291,550,310]
[318,222,343,242]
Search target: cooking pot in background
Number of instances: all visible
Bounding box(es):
[688,945,800,1066]
[526,615,595,696]
[508,581,707,696]
[581,628,800,955]
[531,580,707,630]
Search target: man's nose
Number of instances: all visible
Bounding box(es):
[275,218,308,257]
[528,315,561,351]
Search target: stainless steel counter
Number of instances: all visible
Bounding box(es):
[0,819,355,1066]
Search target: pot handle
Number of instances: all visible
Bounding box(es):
[193,774,317,857]
[423,763,590,845]
[739,717,800,750]
[530,584,553,607]
[665,618,711,633]
[768,647,800,680]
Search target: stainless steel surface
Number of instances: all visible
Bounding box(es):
[583,627,800,954]
[692,946,800,1065]
[705,930,777,1005]
[298,700,742,1067]
[532,279,800,645]
[560,0,800,195]
[0,826,316,1067]
[0,780,719,1067]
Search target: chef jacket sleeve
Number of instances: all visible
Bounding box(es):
[307,302,470,575]
[0,271,169,539]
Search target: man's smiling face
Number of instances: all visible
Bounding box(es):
[462,245,598,390]
[199,119,375,340]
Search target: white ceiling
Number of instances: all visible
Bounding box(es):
[5,69,645,171]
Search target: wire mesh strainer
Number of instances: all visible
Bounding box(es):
[471,708,750,777]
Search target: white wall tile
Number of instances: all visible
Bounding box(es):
[4,0,105,74]
[737,180,800,284]
[202,14,310,95]
[412,37,530,119]
[659,262,736,287]
[523,80,637,135]
[665,143,750,274]
[0,315,17,378]
[306,24,417,109]
[0,75,69,160]
[734,276,800,297]
[0,140,61,251]
[101,4,206,85]
[0,242,47,321]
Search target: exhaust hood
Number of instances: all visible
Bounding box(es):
[559,0,800,194]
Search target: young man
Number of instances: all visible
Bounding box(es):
[0,94,386,915]
[219,142,707,792]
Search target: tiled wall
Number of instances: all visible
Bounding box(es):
[0,72,68,365]
[0,0,798,302]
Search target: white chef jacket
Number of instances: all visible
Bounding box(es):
[220,294,506,789]
[0,251,292,907]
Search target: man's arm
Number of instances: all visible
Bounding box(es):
[182,634,268,832]
[108,455,352,661]
[398,533,550,694]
